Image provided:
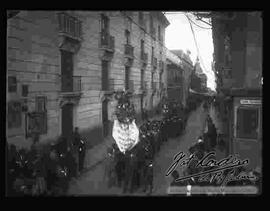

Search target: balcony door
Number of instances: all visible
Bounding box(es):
[61,50,74,92]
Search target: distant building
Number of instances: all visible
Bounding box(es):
[169,49,193,107]
[165,50,183,104]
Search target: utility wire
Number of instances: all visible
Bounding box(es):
[186,14,212,30]
[185,14,211,75]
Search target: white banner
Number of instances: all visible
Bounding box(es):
[112,119,139,153]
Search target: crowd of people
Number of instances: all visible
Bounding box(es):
[6,128,86,196]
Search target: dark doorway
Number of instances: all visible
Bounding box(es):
[102,99,109,138]
[62,103,74,140]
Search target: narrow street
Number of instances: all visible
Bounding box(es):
[68,103,209,196]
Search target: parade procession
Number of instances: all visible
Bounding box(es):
[6,11,262,196]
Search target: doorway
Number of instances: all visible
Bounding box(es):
[61,103,74,140]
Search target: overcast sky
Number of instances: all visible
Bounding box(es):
[164,12,216,91]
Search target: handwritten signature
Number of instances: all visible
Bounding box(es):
[166,151,258,186]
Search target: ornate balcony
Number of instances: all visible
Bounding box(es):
[59,75,82,106]
[99,32,115,53]
[57,12,82,41]
[124,44,134,59]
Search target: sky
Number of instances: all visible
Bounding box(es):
[164,12,216,91]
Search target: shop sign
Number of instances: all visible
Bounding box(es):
[240,99,261,105]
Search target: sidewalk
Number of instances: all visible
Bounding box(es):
[83,115,164,172]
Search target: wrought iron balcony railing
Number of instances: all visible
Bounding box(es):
[99,32,115,52]
[57,12,82,40]
[124,44,134,58]
[61,75,81,93]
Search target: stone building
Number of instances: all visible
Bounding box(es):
[211,11,262,170]
[170,49,193,107]
[7,11,170,149]
[165,50,183,105]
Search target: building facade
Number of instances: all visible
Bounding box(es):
[170,50,193,107]
[7,11,170,149]
[212,11,262,170]
[165,50,184,105]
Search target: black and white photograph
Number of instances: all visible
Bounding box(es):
[6,10,262,196]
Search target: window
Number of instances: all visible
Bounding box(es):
[101,14,109,33]
[22,85,29,97]
[36,96,46,112]
[57,13,82,38]
[125,66,130,90]
[138,12,144,25]
[8,76,17,93]
[150,14,153,31]
[125,30,130,45]
[125,17,132,32]
[102,60,109,90]
[8,101,22,129]
[31,96,47,134]
[158,25,161,41]
[236,107,259,139]
[141,69,145,88]
[141,40,145,56]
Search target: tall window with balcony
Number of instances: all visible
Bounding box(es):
[57,12,82,40]
[61,50,77,92]
[158,25,161,41]
[138,12,145,29]
[125,30,130,45]
[140,39,147,65]
[100,14,114,51]
[102,60,109,91]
